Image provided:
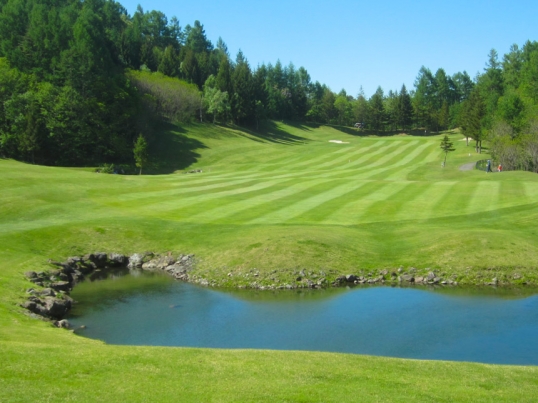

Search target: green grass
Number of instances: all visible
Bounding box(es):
[1,122,538,401]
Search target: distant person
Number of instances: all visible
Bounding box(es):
[486,160,491,173]
[498,164,502,172]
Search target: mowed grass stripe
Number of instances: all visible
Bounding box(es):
[334,141,425,182]
[282,142,369,171]
[322,181,409,225]
[432,181,478,218]
[247,181,372,224]
[392,181,458,222]
[377,142,441,181]
[465,181,501,215]
[369,181,433,223]
[127,179,287,215]
[357,142,433,181]
[285,181,393,224]
[182,178,335,223]
[313,142,383,170]
[499,180,530,208]
[321,140,401,171]
[115,177,269,203]
[338,140,419,174]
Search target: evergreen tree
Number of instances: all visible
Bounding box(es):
[133,133,148,174]
[369,87,385,132]
[231,50,254,124]
[398,84,413,130]
[440,135,455,166]
[461,89,485,152]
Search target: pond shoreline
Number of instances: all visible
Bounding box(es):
[20,251,536,326]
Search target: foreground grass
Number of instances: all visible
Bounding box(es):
[1,122,538,401]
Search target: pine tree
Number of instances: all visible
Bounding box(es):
[440,135,455,167]
[133,134,148,175]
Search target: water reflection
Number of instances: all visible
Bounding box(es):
[68,271,538,365]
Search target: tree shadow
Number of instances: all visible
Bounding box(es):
[236,120,310,144]
[329,124,450,138]
[147,121,207,174]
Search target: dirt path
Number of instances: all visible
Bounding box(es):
[459,162,476,171]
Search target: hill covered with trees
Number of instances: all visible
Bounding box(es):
[0,0,537,171]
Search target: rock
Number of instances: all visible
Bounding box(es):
[400,274,414,282]
[108,253,127,266]
[83,253,95,262]
[43,297,71,319]
[426,272,436,281]
[159,256,175,268]
[345,274,357,283]
[24,271,37,279]
[56,319,70,329]
[379,269,388,276]
[127,253,144,270]
[67,256,83,265]
[50,281,71,292]
[22,300,48,316]
[432,277,441,284]
[37,288,56,297]
[415,276,424,284]
[92,253,108,268]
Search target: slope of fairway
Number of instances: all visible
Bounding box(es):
[1,122,538,402]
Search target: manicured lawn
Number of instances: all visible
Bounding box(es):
[1,122,537,401]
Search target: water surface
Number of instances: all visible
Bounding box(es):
[68,271,538,365]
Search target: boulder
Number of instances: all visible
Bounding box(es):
[108,253,127,267]
[43,297,71,319]
[56,319,70,329]
[37,288,56,297]
[21,300,47,316]
[426,272,436,281]
[127,253,144,269]
[345,274,357,283]
[50,281,71,292]
[400,274,414,282]
[24,271,37,279]
[88,253,108,268]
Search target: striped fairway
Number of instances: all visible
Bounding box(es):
[2,122,538,272]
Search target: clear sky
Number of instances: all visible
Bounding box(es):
[119,0,538,98]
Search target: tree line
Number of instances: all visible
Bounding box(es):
[1,0,537,172]
[460,45,538,172]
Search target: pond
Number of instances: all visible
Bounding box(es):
[68,270,538,365]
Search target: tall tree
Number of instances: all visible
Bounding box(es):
[461,88,485,152]
[133,133,148,174]
[369,86,385,132]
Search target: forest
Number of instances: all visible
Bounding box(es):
[1,0,538,171]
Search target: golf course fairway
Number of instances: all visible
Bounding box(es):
[1,122,537,402]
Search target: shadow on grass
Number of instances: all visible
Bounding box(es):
[147,121,207,174]
[321,123,456,138]
[233,121,311,144]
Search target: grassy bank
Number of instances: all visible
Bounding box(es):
[1,122,538,401]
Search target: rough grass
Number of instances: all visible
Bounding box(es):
[1,122,538,401]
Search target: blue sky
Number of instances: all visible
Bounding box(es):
[119,0,538,98]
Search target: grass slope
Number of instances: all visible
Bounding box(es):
[1,122,538,401]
